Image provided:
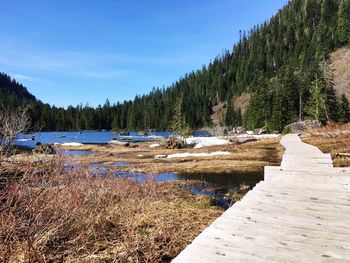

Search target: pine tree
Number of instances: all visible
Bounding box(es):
[319,60,338,121]
[169,98,191,139]
[111,115,118,130]
[338,94,350,123]
[225,98,234,127]
[306,77,326,121]
[337,0,350,44]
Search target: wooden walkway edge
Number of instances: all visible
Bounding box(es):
[173,134,350,263]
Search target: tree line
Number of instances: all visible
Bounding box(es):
[1,0,350,132]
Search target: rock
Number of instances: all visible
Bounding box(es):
[164,137,187,149]
[284,120,322,134]
[199,126,230,136]
[254,128,266,135]
[155,155,167,159]
[33,144,56,154]
[236,126,245,134]
[108,140,130,147]
[246,130,254,135]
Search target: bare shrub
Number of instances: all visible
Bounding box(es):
[0,106,31,157]
[0,160,221,262]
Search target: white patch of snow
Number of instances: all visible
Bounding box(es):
[186,137,230,148]
[16,138,31,142]
[167,151,230,159]
[149,143,161,148]
[61,142,83,146]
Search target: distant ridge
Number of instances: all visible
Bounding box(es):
[0,72,37,106]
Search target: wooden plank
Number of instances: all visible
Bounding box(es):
[173,134,350,263]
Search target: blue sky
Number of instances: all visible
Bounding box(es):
[0,0,289,107]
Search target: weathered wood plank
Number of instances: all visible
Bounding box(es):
[173,134,350,262]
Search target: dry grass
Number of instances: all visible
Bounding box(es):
[0,160,222,262]
[301,123,350,167]
[0,137,283,262]
[47,138,283,175]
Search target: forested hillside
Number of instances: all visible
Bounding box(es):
[1,0,350,131]
[0,73,37,106]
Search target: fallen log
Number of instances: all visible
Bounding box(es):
[336,153,350,158]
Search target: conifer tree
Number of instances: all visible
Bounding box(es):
[306,77,326,121]
[169,98,191,139]
[338,94,350,123]
[337,0,350,44]
[319,60,338,121]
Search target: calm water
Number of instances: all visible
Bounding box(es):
[60,161,262,209]
[57,150,95,156]
[113,170,263,209]
[15,131,173,149]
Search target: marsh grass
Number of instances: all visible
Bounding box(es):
[302,123,350,167]
[51,138,283,175]
[0,158,222,262]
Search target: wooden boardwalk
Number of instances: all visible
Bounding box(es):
[173,134,350,262]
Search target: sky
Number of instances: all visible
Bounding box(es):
[0,0,289,107]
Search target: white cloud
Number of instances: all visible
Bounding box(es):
[12,73,34,81]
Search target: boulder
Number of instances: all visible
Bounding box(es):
[108,140,130,147]
[199,126,230,136]
[283,120,322,134]
[254,128,266,135]
[164,137,186,149]
[236,126,245,134]
[33,144,56,155]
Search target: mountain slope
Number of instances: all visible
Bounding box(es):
[331,46,350,99]
[0,73,37,107]
[1,0,350,131]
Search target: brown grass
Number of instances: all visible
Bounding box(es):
[45,138,283,175]
[301,123,350,167]
[0,160,222,262]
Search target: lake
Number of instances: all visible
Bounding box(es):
[15,131,173,148]
[15,130,211,149]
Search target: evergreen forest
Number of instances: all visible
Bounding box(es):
[1,0,350,131]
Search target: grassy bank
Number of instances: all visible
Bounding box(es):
[51,137,284,175]
[301,124,350,167]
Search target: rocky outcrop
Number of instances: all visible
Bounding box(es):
[283,120,322,134]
